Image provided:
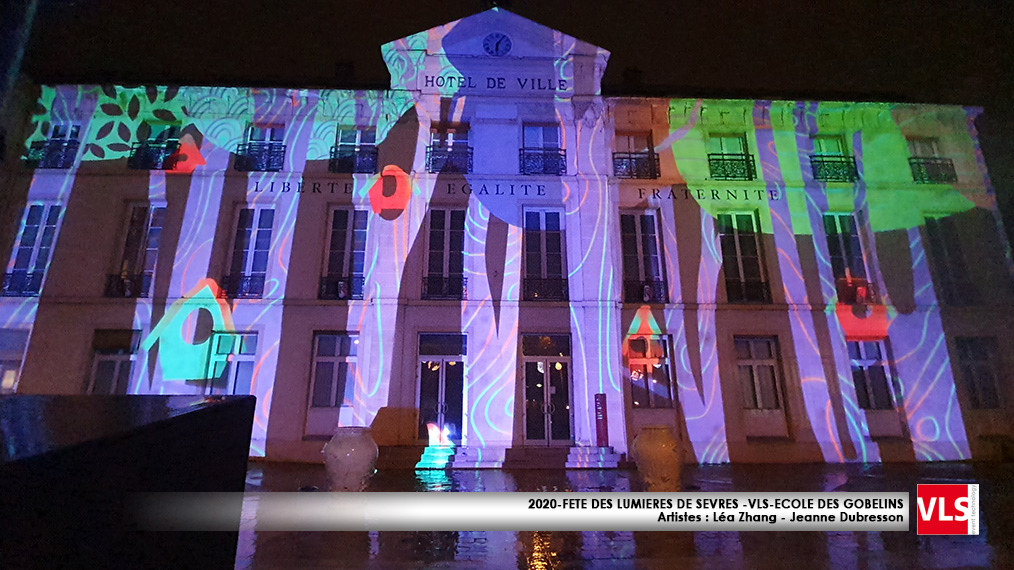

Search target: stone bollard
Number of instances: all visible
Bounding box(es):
[322,426,379,491]
[631,425,682,492]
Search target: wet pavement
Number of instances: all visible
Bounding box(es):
[235,461,1014,569]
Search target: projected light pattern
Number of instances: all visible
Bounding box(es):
[4,8,1002,464]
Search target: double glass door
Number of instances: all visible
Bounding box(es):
[417,334,466,445]
[521,334,573,446]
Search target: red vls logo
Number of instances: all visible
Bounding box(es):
[916,484,979,535]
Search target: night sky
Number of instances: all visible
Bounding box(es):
[20,0,1014,234]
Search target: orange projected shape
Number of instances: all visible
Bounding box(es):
[368,165,412,220]
[168,135,206,174]
[426,422,452,446]
[836,303,889,340]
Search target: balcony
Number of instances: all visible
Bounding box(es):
[422,275,467,300]
[520,148,566,175]
[2,272,43,297]
[220,274,266,299]
[523,277,569,301]
[104,273,153,298]
[726,279,771,304]
[127,142,180,171]
[23,139,79,169]
[835,277,879,305]
[623,280,668,303]
[234,143,285,172]
[810,155,859,182]
[329,146,378,174]
[613,152,660,179]
[707,153,755,181]
[319,274,364,300]
[426,145,472,174]
[909,157,957,184]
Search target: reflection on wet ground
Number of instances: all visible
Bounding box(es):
[236,462,1013,569]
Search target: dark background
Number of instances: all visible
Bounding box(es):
[18,0,1014,242]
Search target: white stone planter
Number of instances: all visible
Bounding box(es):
[322,426,379,492]
[631,425,682,492]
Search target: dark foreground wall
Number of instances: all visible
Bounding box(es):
[0,395,255,570]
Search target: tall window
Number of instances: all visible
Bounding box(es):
[628,336,673,409]
[908,138,957,184]
[523,210,567,301]
[236,125,285,172]
[810,135,858,182]
[823,213,874,304]
[321,209,367,300]
[25,124,80,169]
[128,124,180,170]
[87,330,139,395]
[424,210,466,299]
[520,125,565,175]
[848,341,894,410]
[427,126,471,173]
[707,134,754,181]
[205,332,258,396]
[717,212,770,303]
[224,207,274,298]
[106,204,165,298]
[614,132,659,179]
[310,333,358,408]
[954,337,1001,409]
[620,212,666,303]
[330,127,377,174]
[0,330,29,394]
[3,204,61,297]
[734,337,783,410]
[924,216,975,305]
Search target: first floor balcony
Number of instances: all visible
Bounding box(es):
[23,139,79,169]
[623,279,668,303]
[1,272,42,297]
[329,146,378,174]
[520,148,566,175]
[422,275,467,300]
[220,274,266,299]
[810,155,859,182]
[909,157,957,184]
[426,145,472,174]
[104,273,153,298]
[707,153,755,181]
[726,279,771,304]
[234,143,286,172]
[319,274,365,300]
[835,277,879,305]
[613,152,660,179]
[523,277,569,301]
[127,142,180,170]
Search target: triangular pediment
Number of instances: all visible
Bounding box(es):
[382,8,610,97]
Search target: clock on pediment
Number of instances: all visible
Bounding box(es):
[482,32,512,56]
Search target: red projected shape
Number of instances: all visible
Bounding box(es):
[168,134,206,174]
[836,303,889,340]
[369,165,412,220]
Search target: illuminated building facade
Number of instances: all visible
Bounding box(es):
[1,9,1011,466]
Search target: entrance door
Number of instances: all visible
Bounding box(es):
[417,334,467,445]
[520,334,573,446]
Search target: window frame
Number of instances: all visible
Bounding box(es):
[225,205,275,298]
[4,203,63,297]
[204,331,259,396]
[522,209,568,301]
[848,340,895,411]
[619,210,667,303]
[627,335,674,409]
[733,336,785,411]
[823,212,869,282]
[309,332,359,408]
[110,202,167,297]
[954,336,1002,410]
[923,214,975,305]
[717,211,770,304]
[321,207,368,300]
[87,330,140,395]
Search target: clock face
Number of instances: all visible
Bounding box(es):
[483,32,512,56]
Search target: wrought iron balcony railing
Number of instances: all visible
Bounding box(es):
[23,139,79,169]
[2,272,43,297]
[127,141,180,170]
[810,155,859,182]
[726,279,771,304]
[329,146,378,174]
[835,277,879,305]
[422,275,467,300]
[234,142,286,172]
[623,280,668,303]
[523,277,569,301]
[613,152,660,179]
[104,273,153,298]
[707,153,755,181]
[909,157,957,184]
[426,145,472,173]
[319,274,365,300]
[220,274,266,298]
[520,148,566,175]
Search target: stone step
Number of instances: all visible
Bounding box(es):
[449,446,505,469]
[566,446,621,469]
